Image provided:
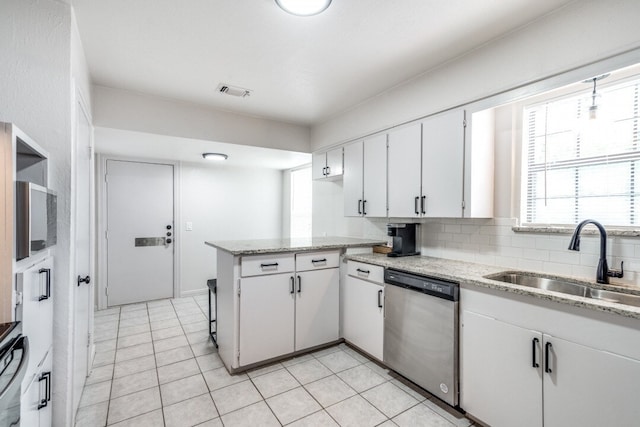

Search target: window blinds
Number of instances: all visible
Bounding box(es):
[522,79,640,226]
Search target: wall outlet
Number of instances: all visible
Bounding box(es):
[185,221,193,231]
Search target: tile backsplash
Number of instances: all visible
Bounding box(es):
[419,217,640,287]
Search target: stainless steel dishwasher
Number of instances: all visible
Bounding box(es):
[383,269,459,407]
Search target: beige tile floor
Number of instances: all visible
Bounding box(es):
[76,295,474,427]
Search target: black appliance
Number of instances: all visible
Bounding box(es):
[387,223,420,257]
[0,322,29,426]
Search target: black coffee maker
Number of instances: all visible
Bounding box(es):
[387,223,420,257]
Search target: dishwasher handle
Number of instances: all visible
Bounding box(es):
[377,289,383,308]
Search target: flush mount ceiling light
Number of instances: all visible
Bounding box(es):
[275,0,332,16]
[202,153,228,161]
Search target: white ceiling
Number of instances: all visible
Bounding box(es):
[94,127,311,169]
[73,0,576,127]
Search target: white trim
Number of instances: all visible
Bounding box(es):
[96,154,181,309]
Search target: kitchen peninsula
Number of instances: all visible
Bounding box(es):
[205,236,385,372]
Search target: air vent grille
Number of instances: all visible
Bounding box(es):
[216,83,251,98]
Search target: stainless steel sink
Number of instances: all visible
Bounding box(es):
[486,272,588,297]
[588,289,640,307]
[485,272,640,308]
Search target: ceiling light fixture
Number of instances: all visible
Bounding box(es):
[583,73,610,120]
[275,0,332,16]
[202,153,228,161]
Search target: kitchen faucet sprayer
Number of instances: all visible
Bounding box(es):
[568,219,623,284]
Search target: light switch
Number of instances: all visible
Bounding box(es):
[185,221,193,231]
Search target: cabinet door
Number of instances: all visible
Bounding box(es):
[295,269,339,351]
[325,147,343,178]
[38,351,52,427]
[343,141,363,217]
[363,134,387,217]
[343,276,384,361]
[20,374,40,427]
[388,123,421,218]
[239,274,295,366]
[312,152,326,180]
[543,335,640,427]
[460,310,543,427]
[421,109,465,217]
[17,257,53,379]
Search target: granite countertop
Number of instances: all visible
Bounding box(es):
[346,253,640,320]
[205,236,386,255]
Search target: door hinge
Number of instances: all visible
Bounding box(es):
[462,200,466,209]
[105,286,108,296]
[463,119,467,128]
[104,174,108,183]
[105,230,109,239]
[237,349,240,362]
[87,332,91,346]
[237,280,241,296]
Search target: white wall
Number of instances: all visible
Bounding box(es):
[311,0,640,150]
[0,1,78,426]
[93,85,311,153]
[180,162,283,294]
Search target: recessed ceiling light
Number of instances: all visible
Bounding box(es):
[275,0,332,16]
[202,153,228,161]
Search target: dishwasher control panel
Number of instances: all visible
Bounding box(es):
[384,269,459,301]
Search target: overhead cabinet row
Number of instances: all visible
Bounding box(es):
[335,108,493,219]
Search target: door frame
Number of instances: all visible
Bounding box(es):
[96,154,181,309]
[70,80,95,423]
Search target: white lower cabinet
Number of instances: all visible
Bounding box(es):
[21,350,52,427]
[239,273,295,366]
[237,251,340,367]
[343,262,384,361]
[542,335,640,427]
[461,288,640,427]
[461,311,543,427]
[295,268,339,351]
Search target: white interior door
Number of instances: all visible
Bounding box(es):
[106,160,174,306]
[72,93,93,416]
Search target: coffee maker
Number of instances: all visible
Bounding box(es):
[387,223,420,257]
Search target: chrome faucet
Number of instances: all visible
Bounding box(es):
[568,219,623,284]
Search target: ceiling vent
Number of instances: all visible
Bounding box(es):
[217,83,251,98]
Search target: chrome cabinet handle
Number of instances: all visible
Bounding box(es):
[414,196,419,215]
[377,289,383,308]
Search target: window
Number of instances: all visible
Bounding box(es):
[290,166,312,238]
[522,76,640,226]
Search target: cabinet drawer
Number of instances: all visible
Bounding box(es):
[347,261,384,284]
[241,253,295,277]
[296,251,340,271]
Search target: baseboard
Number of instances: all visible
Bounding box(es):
[180,288,208,297]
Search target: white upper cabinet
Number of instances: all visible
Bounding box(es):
[343,135,387,217]
[421,109,465,217]
[343,141,364,217]
[387,108,493,218]
[388,123,422,218]
[312,146,343,180]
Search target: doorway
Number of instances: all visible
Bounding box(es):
[104,159,175,306]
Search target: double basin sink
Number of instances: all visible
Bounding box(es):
[486,272,640,308]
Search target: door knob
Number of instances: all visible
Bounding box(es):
[77,275,91,287]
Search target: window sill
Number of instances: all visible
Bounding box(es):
[513,225,640,237]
